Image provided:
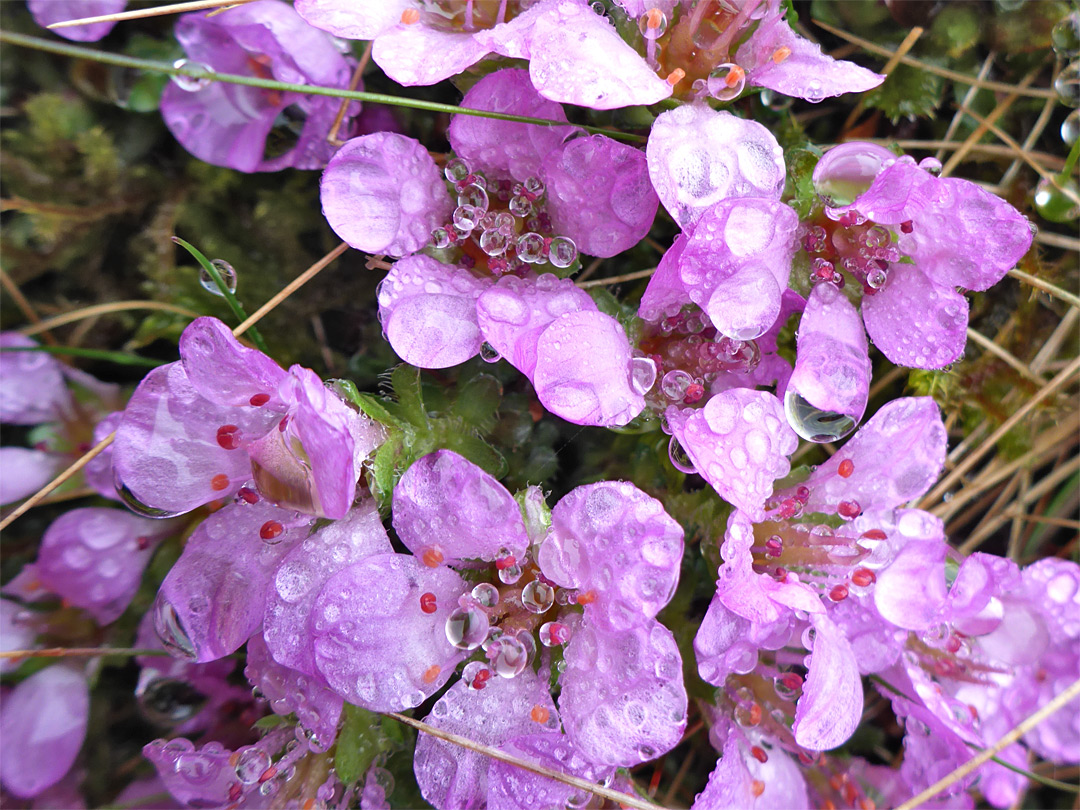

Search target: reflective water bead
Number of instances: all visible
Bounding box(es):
[445,606,489,650]
[637,7,668,39]
[453,205,481,232]
[199,259,237,296]
[706,63,746,101]
[555,588,575,606]
[866,264,888,290]
[498,562,524,585]
[783,390,858,443]
[494,212,515,234]
[760,88,793,110]
[630,356,658,395]
[430,227,452,249]
[491,636,528,678]
[462,661,491,691]
[154,599,197,659]
[1063,109,1080,146]
[1055,61,1080,108]
[539,621,572,646]
[668,436,697,474]
[1053,11,1080,58]
[509,194,533,218]
[521,580,554,614]
[547,236,577,269]
[813,143,894,207]
[802,225,828,253]
[235,748,271,785]
[479,228,509,256]
[479,342,501,363]
[137,677,206,725]
[1034,177,1080,223]
[516,232,545,263]
[660,369,693,401]
[523,176,544,198]
[458,182,489,211]
[810,257,835,283]
[470,582,499,608]
[171,59,215,92]
[444,158,470,183]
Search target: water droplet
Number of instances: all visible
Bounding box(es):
[114,471,186,519]
[668,436,697,474]
[866,265,888,289]
[498,563,523,585]
[197,259,237,296]
[444,157,470,183]
[660,369,693,402]
[153,598,197,660]
[759,88,793,110]
[521,580,554,614]
[462,661,491,690]
[1034,177,1080,223]
[171,58,215,92]
[812,143,894,207]
[1052,11,1080,58]
[453,204,481,232]
[235,748,271,785]
[630,356,657,395]
[524,176,544,197]
[539,621,572,646]
[470,582,499,608]
[509,194,533,218]
[637,8,668,39]
[516,232,545,263]
[457,182,489,211]
[547,236,577,269]
[138,677,207,725]
[918,157,943,176]
[431,227,452,249]
[1055,60,1080,108]
[1063,109,1080,146]
[491,635,528,678]
[479,228,508,256]
[445,606,489,650]
[479,342,501,363]
[706,63,746,101]
[783,390,857,443]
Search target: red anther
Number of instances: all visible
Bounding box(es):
[278,416,289,432]
[1036,668,1047,683]
[968,704,979,721]
[576,590,597,605]
[136,536,150,551]
[945,634,962,653]
[530,705,550,723]
[211,473,230,491]
[495,555,517,570]
[419,592,438,614]
[421,547,444,568]
[724,65,745,88]
[684,383,705,404]
[666,68,686,86]
[472,669,491,690]
[750,780,765,798]
[838,459,854,478]
[249,393,270,406]
[829,584,849,602]
[750,745,768,763]
[822,801,837,810]
[228,783,243,802]
[861,528,887,541]
[843,782,859,805]
[851,568,876,587]
[302,799,316,810]
[77,442,92,454]
[216,424,241,450]
[771,45,792,63]
[644,7,663,28]
[238,487,259,504]
[900,220,914,234]
[772,567,788,582]
[748,702,762,725]
[860,800,876,810]
[764,536,783,558]
[828,775,843,792]
[259,521,284,540]
[838,500,862,519]
[781,672,803,691]
[799,751,815,765]
[423,664,441,684]
[257,766,277,784]
[401,8,420,23]
[795,486,810,503]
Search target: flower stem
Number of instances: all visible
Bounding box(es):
[0,30,647,143]
[1058,137,1079,184]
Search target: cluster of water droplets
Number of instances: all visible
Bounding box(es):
[430,158,578,275]
[1035,16,1080,228]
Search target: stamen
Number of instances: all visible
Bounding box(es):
[422,664,441,683]
[421,547,445,568]
[576,590,597,605]
[750,745,769,763]
[900,220,914,233]
[851,568,876,587]
[259,520,284,541]
[211,473,230,491]
[216,424,241,450]
[751,780,766,797]
[249,393,270,406]
[530,705,550,723]
[724,64,746,88]
[838,500,862,519]
[237,487,259,504]
[419,592,438,614]
[860,529,886,541]
[829,584,849,602]
[838,458,854,478]
[666,68,686,86]
[400,8,420,24]
[772,46,792,63]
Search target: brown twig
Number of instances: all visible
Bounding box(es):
[327,42,371,146]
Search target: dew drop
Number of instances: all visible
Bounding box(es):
[637,7,668,39]
[539,621,571,646]
[1055,60,1080,108]
[137,677,207,725]
[630,356,657,395]
[479,342,501,363]
[783,390,857,443]
[457,182,489,212]
[171,58,215,92]
[706,63,746,101]
[1052,11,1080,58]
[470,582,499,608]
[521,580,555,614]
[812,142,894,208]
[516,232,545,263]
[199,259,237,296]
[453,205,481,232]
[431,227,452,249]
[153,598,197,660]
[668,436,697,474]
[235,748,271,785]
[1062,109,1080,146]
[491,635,528,678]
[444,158,470,184]
[547,236,577,269]
[498,563,523,585]
[1034,177,1080,223]
[479,228,508,257]
[445,606,489,650]
[114,471,186,519]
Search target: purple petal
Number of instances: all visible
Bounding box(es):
[0,666,88,798]
[736,11,883,101]
[693,728,810,810]
[639,234,690,322]
[393,450,528,565]
[0,447,61,506]
[528,1,671,110]
[83,412,122,501]
[533,310,644,426]
[541,135,658,257]
[794,397,948,513]
[264,501,391,677]
[113,363,254,516]
[36,507,175,625]
[477,1,549,59]
[541,481,683,629]
[668,390,797,521]
[295,0,409,39]
[647,106,785,229]
[178,317,287,412]
[415,670,559,810]
[488,733,613,810]
[677,197,798,340]
[793,615,863,750]
[559,616,686,766]
[154,500,311,662]
[321,133,452,257]
[0,599,37,674]
[245,632,343,749]
[788,281,871,424]
[28,0,126,41]
[373,24,489,86]
[694,596,758,686]
[0,333,70,424]
[312,553,466,711]
[448,68,575,183]
[863,262,969,369]
[476,273,595,378]
[1021,558,1080,644]
[377,256,490,368]
[142,738,235,808]
[947,553,1015,637]
[874,536,948,630]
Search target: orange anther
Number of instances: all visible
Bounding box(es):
[645,7,663,28]
[401,8,420,24]
[665,68,686,86]
[576,590,597,605]
[750,780,765,797]
[423,664,441,683]
[772,46,792,63]
[530,705,550,723]
[724,65,745,88]
[302,800,316,810]
[211,473,230,491]
[838,458,854,478]
[421,547,444,568]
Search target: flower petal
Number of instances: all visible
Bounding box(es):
[178,317,287,412]
[639,233,690,322]
[793,614,863,750]
[0,333,70,424]
[294,0,409,39]
[373,23,489,86]
[28,0,126,41]
[874,535,948,631]
[0,447,61,506]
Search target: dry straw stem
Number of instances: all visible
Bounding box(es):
[0,266,56,345]
[965,327,1047,385]
[47,0,257,28]
[1008,268,1080,311]
[841,25,924,133]
[384,712,667,810]
[812,18,1057,99]
[0,647,169,660]
[19,300,202,337]
[894,676,1080,810]
[935,52,997,164]
[576,267,657,289]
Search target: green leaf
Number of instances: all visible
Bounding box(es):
[442,431,508,479]
[784,146,822,219]
[390,365,428,428]
[928,3,981,58]
[370,432,404,510]
[253,714,292,731]
[0,344,163,368]
[335,704,395,785]
[451,374,502,433]
[864,63,944,122]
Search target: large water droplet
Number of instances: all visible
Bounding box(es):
[706,63,746,102]
[1034,177,1080,223]
[547,236,577,269]
[630,356,657,395]
[445,606,489,650]
[479,342,501,363]
[637,8,668,39]
[444,157,470,184]
[516,232,545,263]
[137,677,207,725]
[457,182,489,212]
[114,472,186,519]
[1052,12,1080,59]
[153,598,197,660]
[539,621,572,646]
[661,369,693,402]
[1055,60,1080,108]
[783,390,857,443]
[521,580,554,614]
[171,59,215,92]
[234,748,271,785]
[453,204,481,232]
[1062,109,1080,146]
[479,228,508,256]
[668,436,697,474]
[470,582,499,608]
[491,635,528,678]
[812,143,895,208]
[199,259,237,296]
